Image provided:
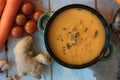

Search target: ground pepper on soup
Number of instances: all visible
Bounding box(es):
[48,8,105,65]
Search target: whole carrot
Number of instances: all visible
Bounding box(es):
[0,0,6,17]
[0,0,23,50]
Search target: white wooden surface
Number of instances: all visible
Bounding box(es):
[0,46,7,80]
[0,0,120,80]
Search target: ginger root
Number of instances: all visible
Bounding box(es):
[13,36,52,79]
[7,74,21,80]
[0,59,9,72]
[7,76,14,80]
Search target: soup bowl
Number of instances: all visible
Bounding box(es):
[38,4,115,69]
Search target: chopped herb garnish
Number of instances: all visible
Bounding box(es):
[72,43,75,46]
[71,32,79,40]
[85,37,87,40]
[72,28,77,31]
[80,38,83,41]
[62,47,66,54]
[56,37,59,40]
[66,43,71,49]
[89,50,92,52]
[91,20,93,23]
[68,31,71,34]
[80,20,83,24]
[62,28,66,30]
[84,28,88,32]
[61,39,64,42]
[88,43,91,46]
[63,52,66,55]
[94,30,98,38]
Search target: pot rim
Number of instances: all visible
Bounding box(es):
[44,4,110,69]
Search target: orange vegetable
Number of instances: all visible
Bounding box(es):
[24,20,37,34]
[116,0,120,4]
[11,26,24,38]
[0,0,6,17]
[33,10,44,22]
[0,0,23,50]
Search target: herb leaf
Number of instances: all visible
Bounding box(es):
[94,30,98,38]
[66,43,71,49]
[84,28,88,33]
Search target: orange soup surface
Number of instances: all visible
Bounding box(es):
[48,8,105,65]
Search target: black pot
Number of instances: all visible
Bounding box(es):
[38,4,115,69]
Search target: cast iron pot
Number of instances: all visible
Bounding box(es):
[38,4,115,69]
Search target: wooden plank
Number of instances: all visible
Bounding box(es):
[7,37,19,77]
[7,0,51,80]
[0,46,7,80]
[50,0,97,80]
[50,0,73,11]
[25,0,49,12]
[52,62,97,80]
[72,0,95,8]
[0,46,6,59]
[91,0,120,80]
[97,0,119,23]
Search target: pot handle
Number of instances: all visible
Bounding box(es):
[101,41,115,61]
[37,12,53,34]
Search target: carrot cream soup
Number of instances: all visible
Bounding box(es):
[48,8,105,65]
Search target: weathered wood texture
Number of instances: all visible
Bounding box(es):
[0,0,119,80]
[72,0,95,8]
[50,0,72,11]
[97,0,119,23]
[25,0,49,11]
[91,0,120,80]
[0,46,7,80]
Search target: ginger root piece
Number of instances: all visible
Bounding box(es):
[13,36,52,79]
[7,74,21,80]
[7,76,14,80]
[0,59,9,72]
